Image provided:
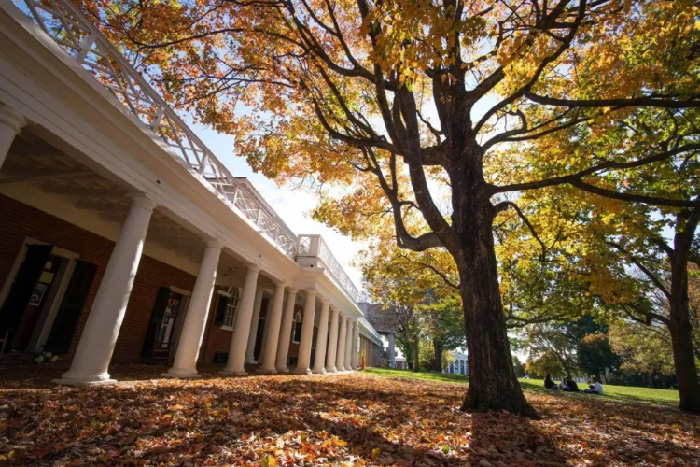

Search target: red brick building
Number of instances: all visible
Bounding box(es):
[0,0,383,381]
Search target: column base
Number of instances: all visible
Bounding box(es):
[326,367,338,374]
[292,368,312,375]
[258,367,278,375]
[312,368,327,375]
[52,371,116,386]
[220,369,247,376]
[275,367,290,374]
[164,368,199,378]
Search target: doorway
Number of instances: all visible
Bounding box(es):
[0,240,93,355]
[142,287,190,362]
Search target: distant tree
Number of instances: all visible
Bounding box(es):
[525,352,564,378]
[392,304,423,372]
[525,315,607,377]
[578,333,620,380]
[419,295,467,372]
[512,357,526,378]
[610,320,676,388]
[526,325,578,378]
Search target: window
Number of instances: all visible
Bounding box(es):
[292,310,302,343]
[217,288,241,330]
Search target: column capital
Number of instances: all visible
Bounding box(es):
[286,287,298,295]
[305,289,317,297]
[0,105,26,133]
[204,238,222,250]
[245,263,261,274]
[272,279,287,288]
[128,192,157,211]
[320,298,330,305]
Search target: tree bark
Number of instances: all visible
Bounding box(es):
[667,210,700,414]
[456,196,539,418]
[433,339,443,373]
[668,260,700,413]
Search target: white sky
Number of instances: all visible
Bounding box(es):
[191,123,367,290]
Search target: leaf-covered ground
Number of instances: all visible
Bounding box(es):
[0,366,698,466]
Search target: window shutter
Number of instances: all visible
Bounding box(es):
[44,260,97,354]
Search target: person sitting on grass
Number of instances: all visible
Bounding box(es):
[583,377,604,394]
[562,377,580,392]
[544,374,556,389]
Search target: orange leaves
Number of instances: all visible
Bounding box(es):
[1,369,699,465]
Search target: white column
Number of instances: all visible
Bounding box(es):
[55,194,155,385]
[245,288,264,363]
[221,264,259,375]
[0,105,25,169]
[326,306,339,373]
[344,319,354,371]
[259,281,285,374]
[387,332,396,368]
[312,299,330,374]
[167,240,221,377]
[352,320,360,370]
[257,296,273,362]
[336,315,347,372]
[275,288,297,373]
[294,290,316,374]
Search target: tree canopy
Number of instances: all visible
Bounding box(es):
[86,0,700,416]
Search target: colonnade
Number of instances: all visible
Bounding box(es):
[2,55,372,380]
[0,103,361,384]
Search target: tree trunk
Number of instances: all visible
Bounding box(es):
[433,339,443,373]
[668,292,700,413]
[412,340,420,373]
[456,199,539,418]
[668,218,700,414]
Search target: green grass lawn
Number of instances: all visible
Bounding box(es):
[363,368,680,405]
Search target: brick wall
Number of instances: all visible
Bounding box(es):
[0,193,196,362]
[200,288,234,364]
[200,294,300,366]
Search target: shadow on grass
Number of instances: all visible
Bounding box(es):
[363,369,679,408]
[518,379,678,407]
[469,411,567,466]
[363,367,470,385]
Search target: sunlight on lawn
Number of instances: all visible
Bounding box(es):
[363,368,680,405]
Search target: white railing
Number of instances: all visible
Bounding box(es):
[297,234,360,303]
[12,0,361,302]
[14,0,298,258]
[358,317,383,346]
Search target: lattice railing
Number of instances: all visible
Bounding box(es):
[14,0,298,258]
[298,234,360,303]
